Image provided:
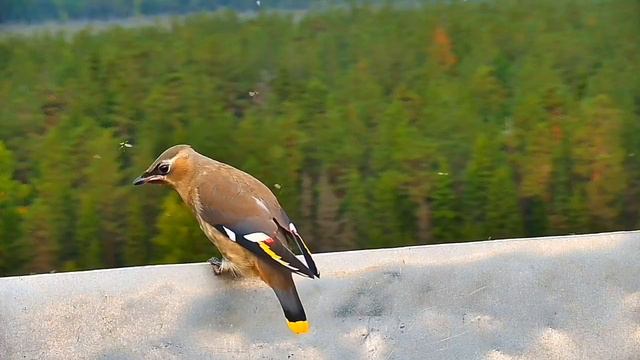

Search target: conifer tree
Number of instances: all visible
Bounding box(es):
[0,142,28,275]
[462,135,496,240]
[486,165,523,239]
[153,193,215,263]
[23,119,77,273]
[430,157,458,243]
[75,123,124,269]
[573,95,626,231]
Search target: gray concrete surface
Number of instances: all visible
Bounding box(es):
[1,231,640,359]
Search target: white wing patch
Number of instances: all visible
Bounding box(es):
[282,263,300,271]
[290,222,313,256]
[244,232,271,243]
[222,226,236,241]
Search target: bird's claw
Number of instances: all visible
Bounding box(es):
[208,257,224,275]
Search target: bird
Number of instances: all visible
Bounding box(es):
[132,144,319,334]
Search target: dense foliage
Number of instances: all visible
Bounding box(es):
[0,0,639,276]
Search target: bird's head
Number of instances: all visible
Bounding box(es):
[132,144,195,187]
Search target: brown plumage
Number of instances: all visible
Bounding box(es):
[133,144,318,334]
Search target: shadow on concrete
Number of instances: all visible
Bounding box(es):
[2,232,639,359]
[148,232,640,359]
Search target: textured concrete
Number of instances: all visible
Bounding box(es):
[1,231,640,359]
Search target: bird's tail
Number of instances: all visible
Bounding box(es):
[256,259,310,334]
[272,284,309,334]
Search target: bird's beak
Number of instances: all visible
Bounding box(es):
[132,173,165,186]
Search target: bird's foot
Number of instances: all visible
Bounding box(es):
[208,257,225,275]
[208,257,240,278]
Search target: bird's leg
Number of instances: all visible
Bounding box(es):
[208,256,240,277]
[208,256,224,275]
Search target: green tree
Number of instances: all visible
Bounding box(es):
[0,142,28,275]
[75,124,124,269]
[153,193,215,263]
[486,165,523,239]
[368,170,415,248]
[462,135,496,240]
[568,188,589,233]
[23,119,78,273]
[1,0,639,275]
[430,158,458,243]
[547,140,574,234]
[314,172,348,251]
[470,65,507,123]
[343,169,370,249]
[573,95,626,231]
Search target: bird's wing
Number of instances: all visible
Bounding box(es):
[272,216,319,278]
[197,179,318,278]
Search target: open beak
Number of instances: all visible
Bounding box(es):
[132,174,165,185]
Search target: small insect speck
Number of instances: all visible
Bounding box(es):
[249,91,259,97]
[119,141,133,149]
[274,183,281,189]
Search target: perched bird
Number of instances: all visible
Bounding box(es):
[133,145,319,334]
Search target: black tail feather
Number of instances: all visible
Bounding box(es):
[272,285,309,334]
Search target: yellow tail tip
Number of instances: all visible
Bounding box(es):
[287,320,310,334]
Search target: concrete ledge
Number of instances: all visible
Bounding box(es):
[2,231,640,359]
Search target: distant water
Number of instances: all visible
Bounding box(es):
[0,10,309,37]
[0,1,423,38]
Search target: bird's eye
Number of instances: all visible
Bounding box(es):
[158,163,170,174]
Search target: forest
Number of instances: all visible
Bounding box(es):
[0,0,639,276]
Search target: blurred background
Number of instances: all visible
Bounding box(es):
[0,0,638,276]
